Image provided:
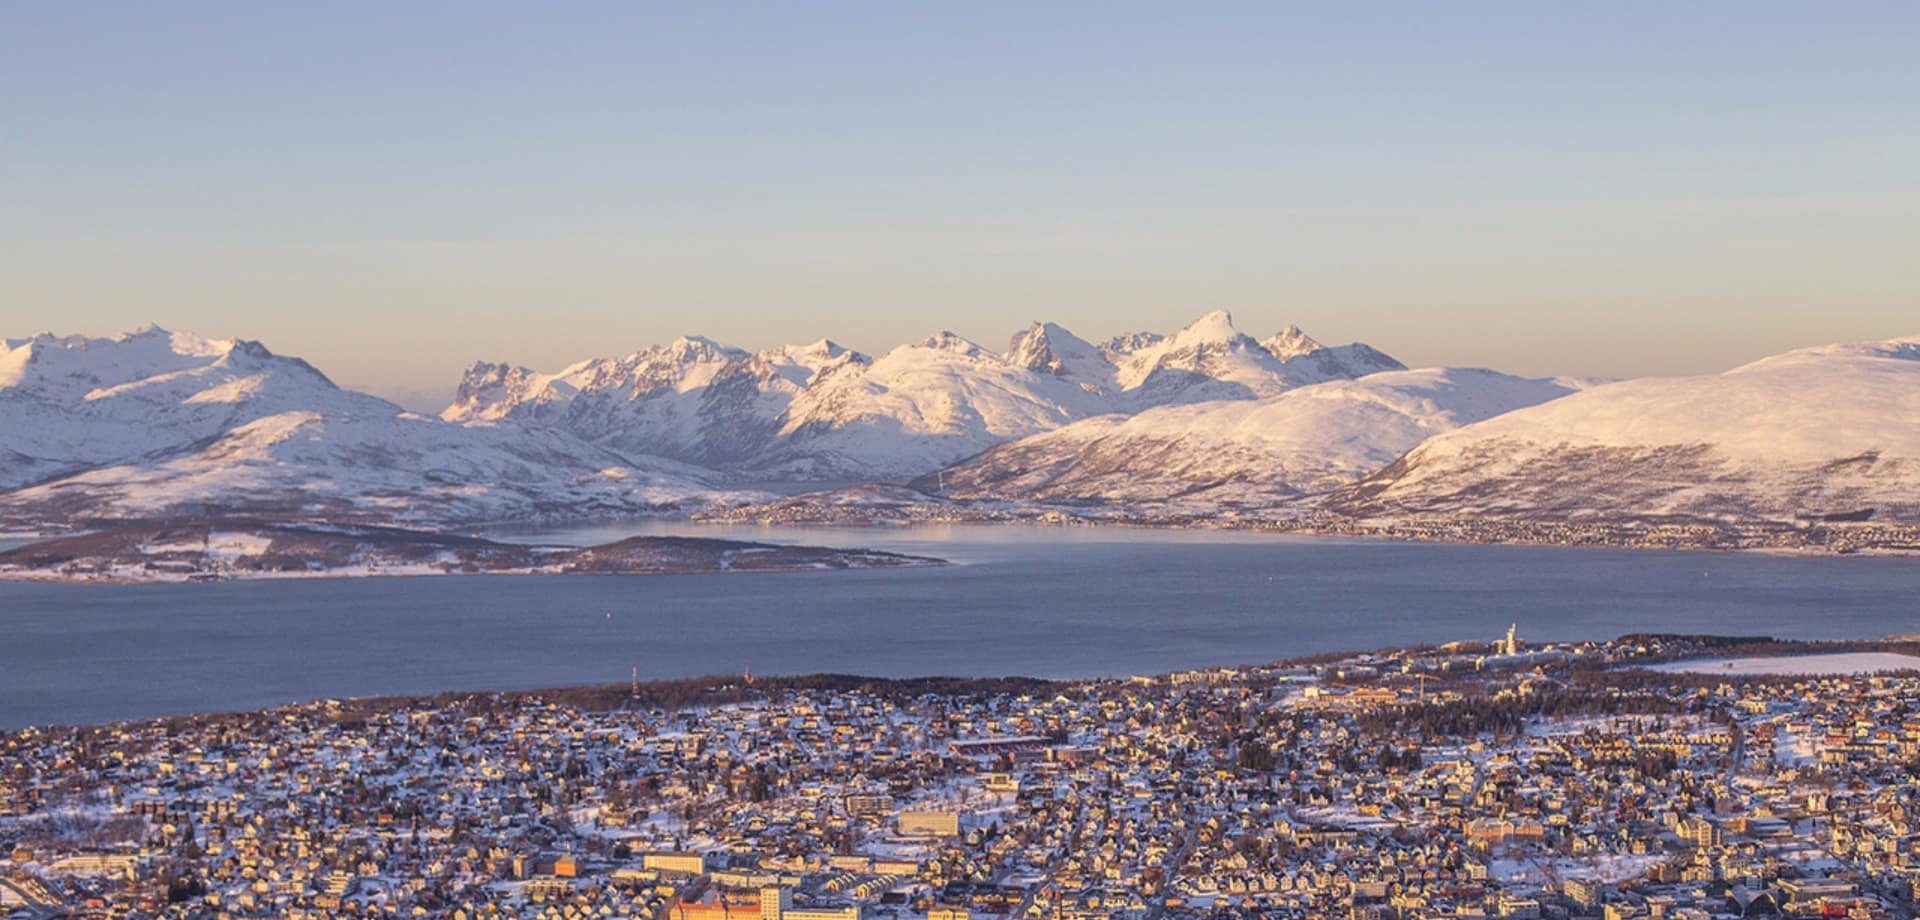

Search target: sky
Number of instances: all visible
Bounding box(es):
[4,2,1917,410]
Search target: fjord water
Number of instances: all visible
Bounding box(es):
[3,524,1918,730]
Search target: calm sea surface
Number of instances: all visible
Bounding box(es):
[2,522,1917,729]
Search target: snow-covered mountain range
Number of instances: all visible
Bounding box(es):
[5,319,1916,544]
[1327,337,1920,525]
[443,310,1404,481]
[917,368,1580,509]
[0,327,731,528]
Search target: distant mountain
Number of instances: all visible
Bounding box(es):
[0,326,376,491]
[1327,336,1920,525]
[0,409,735,529]
[1111,310,1404,406]
[7,321,1914,550]
[918,368,1577,509]
[0,327,735,529]
[444,335,856,470]
[445,310,1404,481]
[754,330,1113,480]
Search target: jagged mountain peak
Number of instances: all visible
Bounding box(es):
[1165,309,1252,348]
[1099,331,1164,357]
[1005,321,1119,393]
[1115,310,1280,400]
[1007,321,1089,365]
[912,330,991,357]
[660,334,747,362]
[1007,320,1076,349]
[1264,324,1324,360]
[432,315,1407,481]
[788,338,851,359]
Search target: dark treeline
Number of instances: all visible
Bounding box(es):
[529,673,1072,713]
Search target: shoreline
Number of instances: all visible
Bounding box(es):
[14,634,1920,735]
[0,557,949,585]
[6,515,1917,583]
[12,503,1920,563]
[699,506,1920,557]
[0,519,945,584]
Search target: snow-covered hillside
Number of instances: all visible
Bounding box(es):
[921,368,1577,508]
[0,410,735,527]
[0,326,385,491]
[1112,311,1403,406]
[8,322,1915,544]
[444,310,1404,481]
[1330,337,1920,525]
[443,335,862,469]
[0,327,737,527]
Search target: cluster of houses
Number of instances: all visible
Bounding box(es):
[1290,517,1920,555]
[5,637,1920,918]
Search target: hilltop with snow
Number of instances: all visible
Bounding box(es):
[1329,336,1920,525]
[920,368,1578,509]
[0,326,373,491]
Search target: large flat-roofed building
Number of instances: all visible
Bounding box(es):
[898,810,960,836]
[759,886,859,920]
[644,850,710,875]
[844,793,894,817]
[674,899,763,920]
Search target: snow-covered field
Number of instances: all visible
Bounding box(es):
[1653,652,1920,675]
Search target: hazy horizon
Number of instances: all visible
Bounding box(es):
[6,2,1917,403]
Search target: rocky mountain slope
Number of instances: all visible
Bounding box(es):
[1327,337,1920,525]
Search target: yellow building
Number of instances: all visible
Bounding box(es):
[898,810,960,836]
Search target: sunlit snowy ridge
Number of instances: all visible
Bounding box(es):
[3,318,1919,550]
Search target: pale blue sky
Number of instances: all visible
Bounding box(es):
[4,2,1916,407]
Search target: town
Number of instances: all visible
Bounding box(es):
[703,495,1920,557]
[7,632,1920,920]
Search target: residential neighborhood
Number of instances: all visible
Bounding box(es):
[7,635,1920,920]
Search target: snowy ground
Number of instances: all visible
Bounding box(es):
[1489,851,1667,885]
[1652,652,1920,675]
